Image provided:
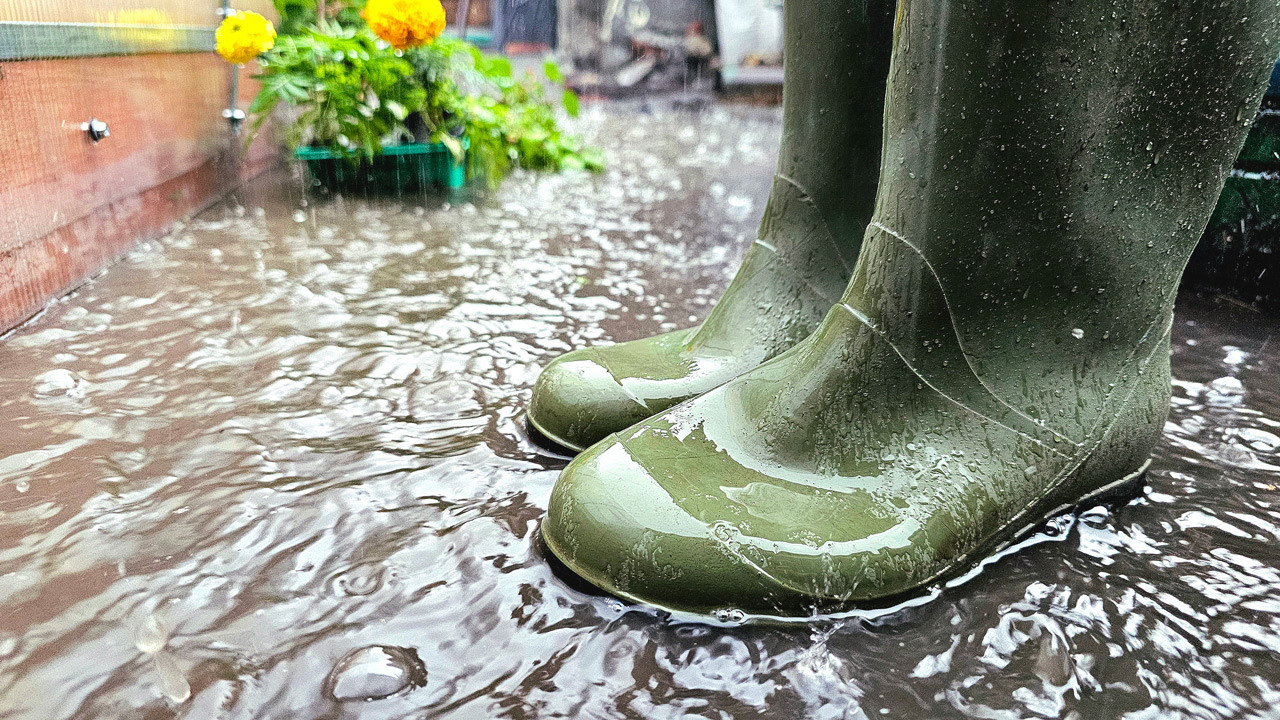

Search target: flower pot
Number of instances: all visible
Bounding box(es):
[295,140,467,193]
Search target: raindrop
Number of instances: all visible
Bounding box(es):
[135,612,170,654]
[153,651,190,703]
[324,646,426,702]
[1033,634,1072,686]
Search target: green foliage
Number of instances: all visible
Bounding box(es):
[250,25,426,157]
[271,0,316,35]
[250,4,602,187]
[401,39,601,183]
[271,0,366,34]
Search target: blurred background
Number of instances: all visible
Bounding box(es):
[2,3,1280,719]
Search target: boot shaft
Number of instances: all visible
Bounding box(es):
[688,0,896,355]
[849,0,1280,440]
[767,0,896,249]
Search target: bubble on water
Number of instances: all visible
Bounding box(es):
[33,369,83,397]
[324,646,426,702]
[14,479,29,493]
[153,651,190,703]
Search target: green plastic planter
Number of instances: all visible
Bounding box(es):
[295,140,467,193]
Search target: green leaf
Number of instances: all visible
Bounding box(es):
[543,60,564,84]
[439,133,465,163]
[562,89,580,117]
[477,54,512,79]
[579,146,606,171]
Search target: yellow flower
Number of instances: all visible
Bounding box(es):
[216,10,276,64]
[363,0,447,50]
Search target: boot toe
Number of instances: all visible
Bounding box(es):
[541,435,801,615]
[539,395,955,616]
[527,347,654,453]
[528,328,746,453]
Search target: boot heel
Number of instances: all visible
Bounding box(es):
[1071,459,1149,512]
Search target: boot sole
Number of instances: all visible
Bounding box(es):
[839,458,1152,620]
[525,413,588,455]
[938,458,1150,595]
[538,459,1151,623]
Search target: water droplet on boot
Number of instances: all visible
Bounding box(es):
[712,608,746,624]
[1071,328,1085,339]
[324,646,426,701]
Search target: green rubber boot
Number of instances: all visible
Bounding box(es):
[527,0,895,453]
[542,0,1280,615]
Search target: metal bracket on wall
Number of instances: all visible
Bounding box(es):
[223,107,247,132]
[81,118,110,143]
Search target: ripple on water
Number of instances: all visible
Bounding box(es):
[0,104,1279,720]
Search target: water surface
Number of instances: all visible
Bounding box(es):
[1,104,1278,719]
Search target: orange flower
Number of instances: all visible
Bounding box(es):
[363,0,447,50]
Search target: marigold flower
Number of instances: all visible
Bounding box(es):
[216,10,276,64]
[363,0,447,50]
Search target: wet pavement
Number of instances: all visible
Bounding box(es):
[1,103,1279,719]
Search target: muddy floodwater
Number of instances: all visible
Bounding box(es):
[2,104,1279,719]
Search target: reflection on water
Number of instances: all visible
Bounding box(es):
[1,104,1278,719]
